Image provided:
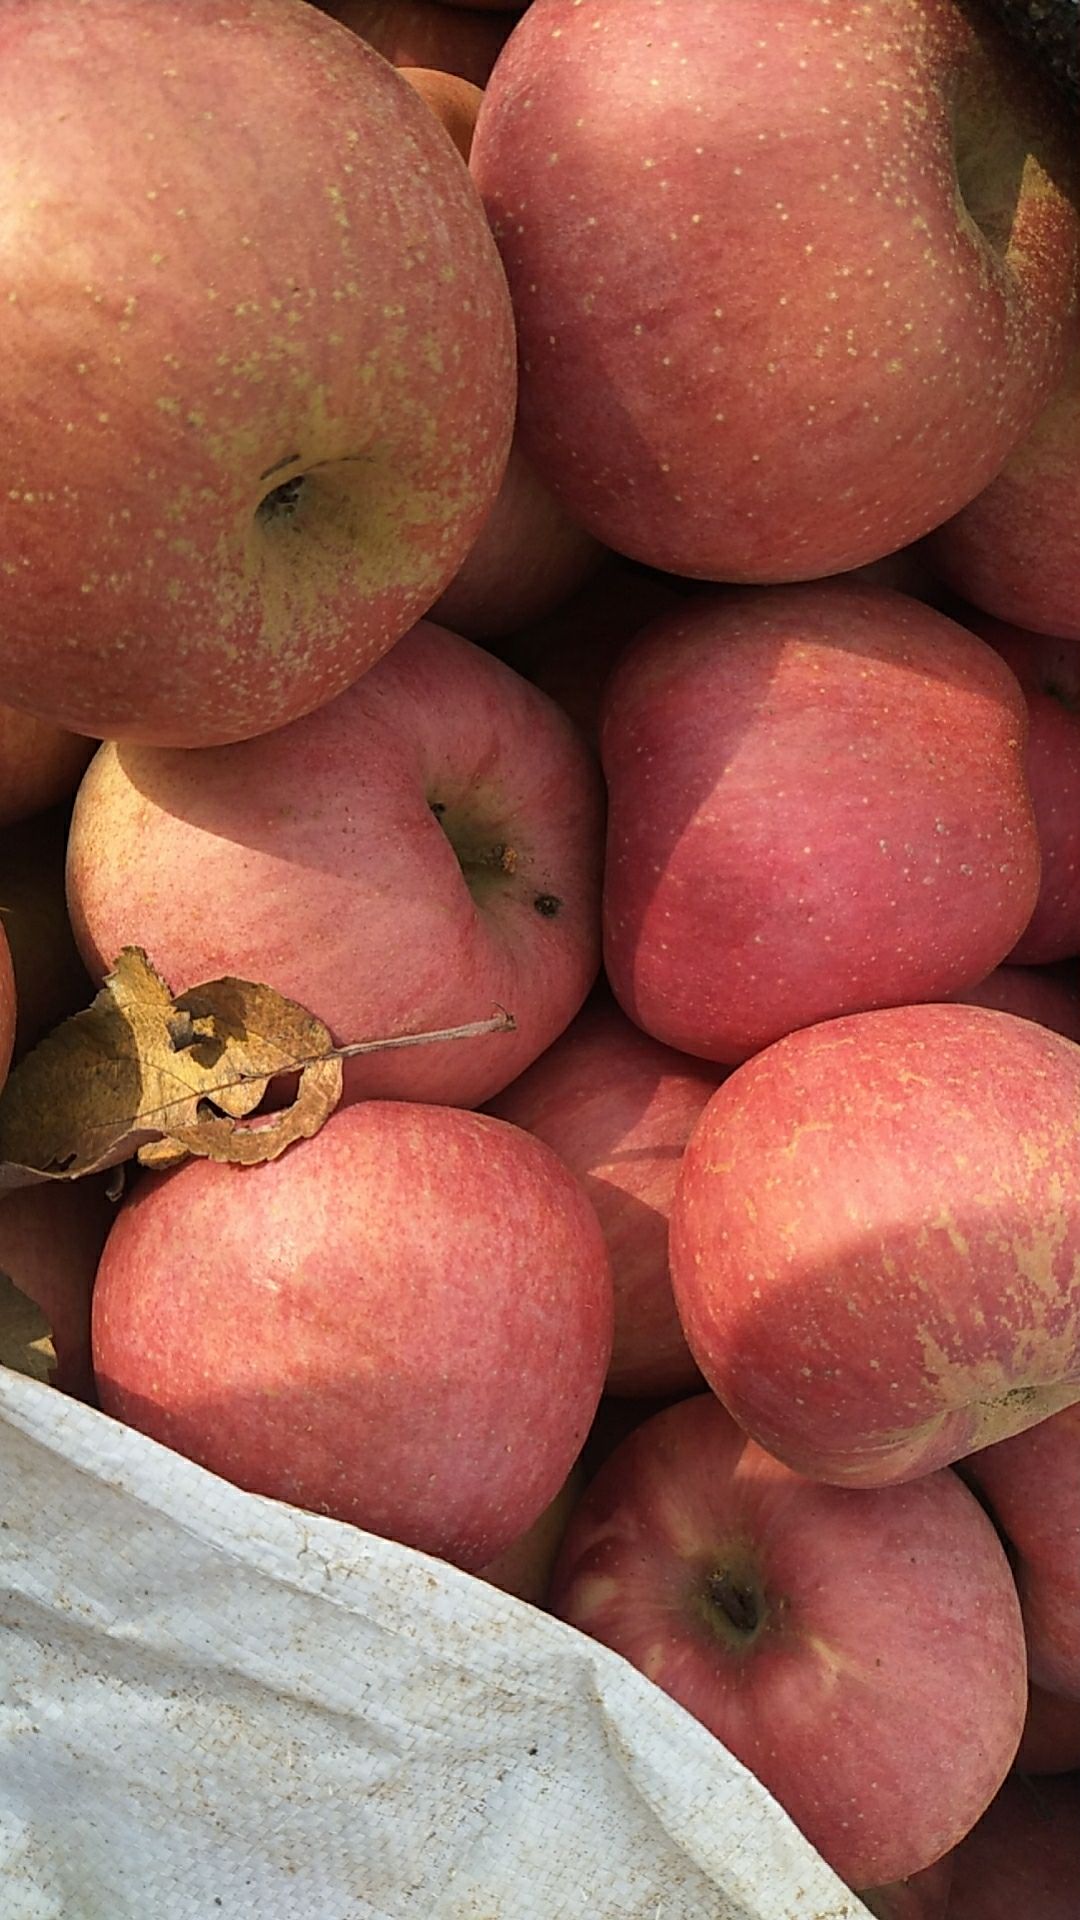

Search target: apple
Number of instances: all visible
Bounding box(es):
[0,706,93,833]
[669,1002,1080,1488]
[477,1462,583,1607]
[602,582,1039,1066]
[432,437,604,642]
[948,962,1080,1044]
[925,347,1080,641]
[470,0,1080,584]
[550,1394,1025,1889]
[318,0,514,83]
[945,1774,1080,1919]
[399,65,483,162]
[858,1856,954,1920]
[963,1404,1080,1699]
[0,0,516,748]
[67,620,603,1112]
[488,995,722,1395]
[0,1180,114,1403]
[955,613,1080,964]
[0,808,93,1059]
[1016,1687,1080,1776]
[93,1101,613,1570]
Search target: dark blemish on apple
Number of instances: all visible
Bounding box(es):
[429,800,447,817]
[534,893,562,917]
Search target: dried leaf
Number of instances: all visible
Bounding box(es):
[0,949,517,1190]
[0,948,343,1186]
[0,1273,55,1382]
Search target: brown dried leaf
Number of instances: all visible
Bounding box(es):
[0,1273,55,1382]
[0,948,343,1186]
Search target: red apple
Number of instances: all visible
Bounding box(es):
[945,1774,1080,1920]
[1016,1687,1080,1776]
[957,613,1080,963]
[949,962,1080,1044]
[470,0,1080,583]
[602,583,1038,1066]
[0,808,93,1059]
[432,437,603,642]
[477,1463,583,1607]
[319,0,514,83]
[0,1180,114,1402]
[550,1394,1025,1889]
[964,1404,1080,1698]
[0,0,516,747]
[488,996,721,1395]
[399,65,483,161]
[859,1856,955,1920]
[925,347,1080,642]
[93,1101,613,1570]
[66,621,603,1110]
[669,1002,1080,1487]
[0,707,93,833]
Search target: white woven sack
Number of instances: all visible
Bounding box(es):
[0,1369,867,1920]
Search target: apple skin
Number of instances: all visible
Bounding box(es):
[66,621,603,1111]
[958,613,1080,964]
[602,583,1039,1066]
[0,808,93,1059]
[1016,1687,1080,1775]
[669,1002,1080,1488]
[432,436,603,642]
[550,1394,1025,1889]
[0,0,516,748]
[318,0,514,83]
[949,962,1080,1044]
[488,996,722,1395]
[945,1774,1080,1920]
[925,347,1080,642]
[858,1856,954,1920]
[477,1462,583,1607]
[963,1404,1080,1699]
[0,1180,114,1402]
[93,1101,613,1570]
[470,0,1080,584]
[0,707,93,833]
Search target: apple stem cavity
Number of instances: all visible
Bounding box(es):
[704,1567,765,1642]
[257,473,306,523]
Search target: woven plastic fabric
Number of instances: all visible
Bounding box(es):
[0,1371,868,1920]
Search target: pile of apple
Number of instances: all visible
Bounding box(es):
[2,0,1080,1914]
